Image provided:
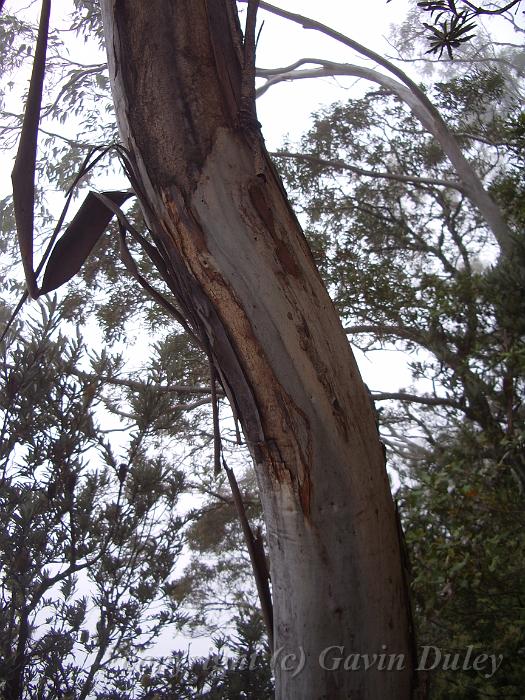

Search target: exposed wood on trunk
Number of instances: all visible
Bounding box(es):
[101,1,415,696]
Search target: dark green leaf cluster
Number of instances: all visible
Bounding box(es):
[388,0,524,58]
[422,9,477,59]
[398,425,525,697]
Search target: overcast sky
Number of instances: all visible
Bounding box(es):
[253,0,411,147]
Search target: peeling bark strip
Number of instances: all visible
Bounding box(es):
[11,0,51,300]
[101,1,415,697]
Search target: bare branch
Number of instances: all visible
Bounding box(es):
[371,391,462,409]
[247,1,515,256]
[345,323,426,344]
[459,0,522,14]
[272,149,466,192]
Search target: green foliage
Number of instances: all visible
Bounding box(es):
[135,609,273,699]
[398,426,525,697]
[0,300,190,697]
[70,0,105,46]
[0,14,36,79]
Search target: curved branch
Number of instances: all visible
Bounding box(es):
[247,1,515,256]
[271,149,466,192]
[345,323,426,344]
[256,60,443,139]
[371,391,462,410]
[256,56,334,76]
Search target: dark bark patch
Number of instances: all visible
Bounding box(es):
[299,471,312,519]
[248,178,277,237]
[275,240,301,278]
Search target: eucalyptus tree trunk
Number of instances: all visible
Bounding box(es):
[100,1,415,696]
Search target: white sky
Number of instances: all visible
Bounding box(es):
[2,0,524,672]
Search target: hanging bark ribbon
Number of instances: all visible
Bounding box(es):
[11,0,52,300]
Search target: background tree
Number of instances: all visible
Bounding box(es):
[1,5,275,695]
[0,296,273,698]
[404,0,524,58]
[174,467,266,637]
[272,25,524,698]
[274,58,524,469]
[0,299,189,697]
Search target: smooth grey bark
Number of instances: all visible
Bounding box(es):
[100,1,415,697]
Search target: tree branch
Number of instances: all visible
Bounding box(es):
[345,323,426,344]
[459,0,522,14]
[272,149,466,192]
[247,1,514,256]
[371,391,462,409]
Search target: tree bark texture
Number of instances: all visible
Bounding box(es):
[101,1,415,697]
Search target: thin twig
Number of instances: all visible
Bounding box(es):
[223,460,273,646]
